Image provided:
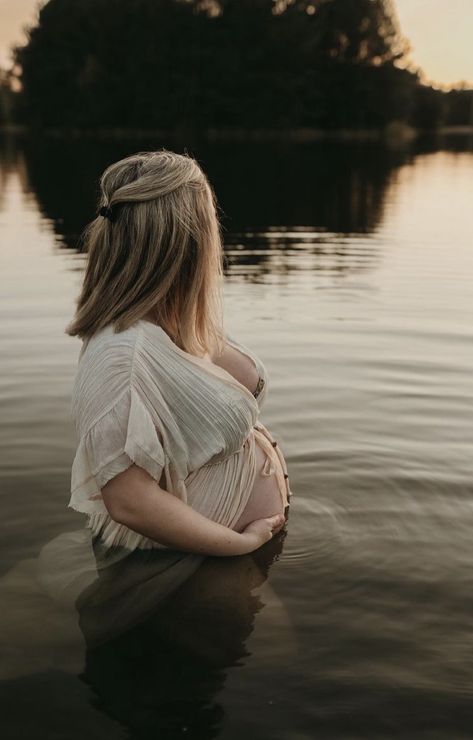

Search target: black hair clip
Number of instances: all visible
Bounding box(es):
[99,204,115,222]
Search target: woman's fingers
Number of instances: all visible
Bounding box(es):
[267,513,285,532]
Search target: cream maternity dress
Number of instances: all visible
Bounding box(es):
[69,319,293,551]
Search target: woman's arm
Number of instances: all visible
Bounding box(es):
[101,463,285,557]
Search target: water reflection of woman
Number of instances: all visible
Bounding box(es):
[79,532,289,738]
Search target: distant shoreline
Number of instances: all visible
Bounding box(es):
[1,123,473,141]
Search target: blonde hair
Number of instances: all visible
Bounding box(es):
[65,149,226,358]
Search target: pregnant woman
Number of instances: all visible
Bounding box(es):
[66,149,293,557]
[0,149,295,684]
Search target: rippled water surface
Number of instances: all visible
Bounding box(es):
[1,134,473,739]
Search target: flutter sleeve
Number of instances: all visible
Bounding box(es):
[69,384,166,516]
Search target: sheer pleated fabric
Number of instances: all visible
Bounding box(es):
[69,319,283,550]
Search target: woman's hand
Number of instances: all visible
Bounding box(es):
[101,464,287,557]
[238,513,286,553]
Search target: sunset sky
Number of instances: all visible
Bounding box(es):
[0,0,472,88]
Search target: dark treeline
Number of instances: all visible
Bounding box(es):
[6,0,473,132]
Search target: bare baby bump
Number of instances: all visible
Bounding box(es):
[232,438,285,533]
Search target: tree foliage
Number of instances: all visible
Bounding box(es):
[12,0,472,131]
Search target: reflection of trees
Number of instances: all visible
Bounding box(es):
[0,136,30,212]
[415,132,473,155]
[18,134,143,249]
[224,231,381,283]
[16,135,409,282]
[205,139,406,233]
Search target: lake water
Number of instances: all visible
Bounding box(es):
[1,133,473,739]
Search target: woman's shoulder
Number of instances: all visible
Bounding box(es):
[71,320,182,422]
[79,320,141,358]
[76,322,141,384]
[72,322,146,422]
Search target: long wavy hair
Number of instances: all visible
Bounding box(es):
[65,149,226,358]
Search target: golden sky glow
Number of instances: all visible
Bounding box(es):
[396,0,473,88]
[0,0,472,88]
[0,0,39,67]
